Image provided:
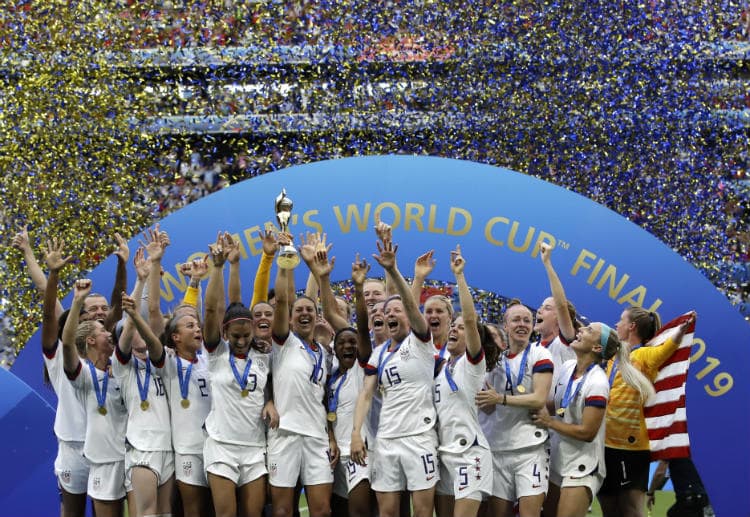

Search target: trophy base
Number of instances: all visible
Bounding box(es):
[277,251,300,270]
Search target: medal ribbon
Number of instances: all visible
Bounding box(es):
[88,360,109,412]
[504,344,530,393]
[176,355,194,402]
[443,356,460,393]
[133,356,151,405]
[560,362,598,413]
[229,352,253,392]
[299,334,323,384]
[327,369,349,413]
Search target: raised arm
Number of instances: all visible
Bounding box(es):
[539,243,576,341]
[62,279,92,375]
[250,229,278,307]
[180,256,208,310]
[41,239,73,351]
[271,233,293,340]
[352,255,373,362]
[451,245,481,358]
[144,225,168,337]
[303,240,349,331]
[13,227,64,319]
[410,249,435,308]
[203,233,229,348]
[122,293,164,361]
[373,216,398,297]
[373,238,428,337]
[225,232,242,304]
[104,233,129,332]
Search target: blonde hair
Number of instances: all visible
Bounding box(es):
[75,320,99,354]
[604,329,655,402]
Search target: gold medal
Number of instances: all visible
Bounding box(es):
[181,398,190,409]
[97,406,107,415]
[241,389,249,398]
[517,385,526,393]
[556,407,566,416]
[327,411,337,423]
[140,400,150,411]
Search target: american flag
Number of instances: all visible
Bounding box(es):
[643,312,695,460]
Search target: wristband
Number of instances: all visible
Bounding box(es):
[502,393,507,406]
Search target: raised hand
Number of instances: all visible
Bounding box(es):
[299,231,323,265]
[113,232,130,262]
[351,254,370,286]
[11,226,32,253]
[121,292,137,314]
[134,247,150,281]
[208,231,228,267]
[73,278,93,302]
[259,228,279,256]
[449,245,465,275]
[414,249,436,278]
[373,213,392,243]
[309,246,335,278]
[373,239,398,271]
[224,232,241,264]
[141,225,165,262]
[44,238,73,273]
[539,242,553,265]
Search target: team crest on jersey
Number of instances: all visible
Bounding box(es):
[399,344,411,361]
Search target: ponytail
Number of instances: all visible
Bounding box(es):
[603,328,655,403]
[626,307,662,343]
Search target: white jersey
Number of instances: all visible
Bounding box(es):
[365,331,436,439]
[154,348,212,455]
[328,362,367,457]
[205,340,270,446]
[272,332,329,439]
[482,344,554,451]
[536,334,576,400]
[112,346,171,452]
[68,355,128,464]
[435,350,489,454]
[551,360,609,478]
[43,341,87,442]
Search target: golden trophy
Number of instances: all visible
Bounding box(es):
[275,188,300,269]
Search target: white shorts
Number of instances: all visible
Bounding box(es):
[125,447,175,487]
[550,468,604,497]
[267,428,333,487]
[88,461,126,501]
[55,440,89,495]
[436,445,493,501]
[333,456,370,498]
[492,445,549,501]
[371,430,439,492]
[204,436,267,486]
[175,452,208,487]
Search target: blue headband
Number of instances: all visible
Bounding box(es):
[600,324,613,348]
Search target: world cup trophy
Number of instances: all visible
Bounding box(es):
[274,188,300,269]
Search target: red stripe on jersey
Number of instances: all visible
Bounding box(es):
[466,348,485,365]
[115,344,131,365]
[532,359,554,373]
[42,341,59,359]
[585,395,607,408]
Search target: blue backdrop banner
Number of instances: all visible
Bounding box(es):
[8,155,748,516]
